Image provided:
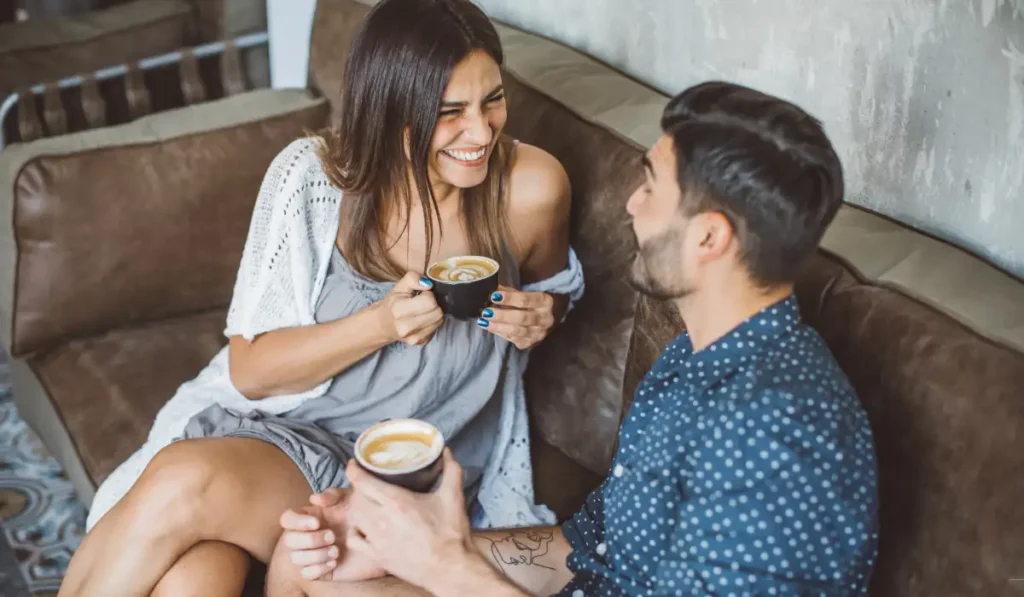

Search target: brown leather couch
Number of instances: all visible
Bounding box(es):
[1,0,1022,595]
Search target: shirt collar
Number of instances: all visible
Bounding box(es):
[649,294,802,393]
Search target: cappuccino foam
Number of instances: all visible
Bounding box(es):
[365,439,433,469]
[428,257,497,283]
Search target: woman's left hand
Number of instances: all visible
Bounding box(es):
[477,285,562,350]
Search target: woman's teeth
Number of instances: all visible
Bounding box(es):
[443,148,486,162]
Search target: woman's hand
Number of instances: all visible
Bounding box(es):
[375,273,444,346]
[278,488,386,582]
[476,285,563,350]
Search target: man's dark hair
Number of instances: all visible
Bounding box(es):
[662,81,844,286]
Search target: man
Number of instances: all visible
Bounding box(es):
[266,81,879,597]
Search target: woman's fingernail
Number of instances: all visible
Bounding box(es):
[491,292,503,302]
[482,308,494,318]
[327,559,337,569]
[477,318,490,328]
[324,531,335,543]
[419,277,433,288]
[328,546,339,558]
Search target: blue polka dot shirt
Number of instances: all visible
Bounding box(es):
[559,295,879,596]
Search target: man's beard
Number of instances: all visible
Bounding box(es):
[628,227,692,300]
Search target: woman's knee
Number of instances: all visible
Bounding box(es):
[126,440,226,529]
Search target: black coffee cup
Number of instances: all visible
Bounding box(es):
[354,419,445,493]
[426,255,500,320]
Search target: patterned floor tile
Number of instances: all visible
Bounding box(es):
[0,355,88,596]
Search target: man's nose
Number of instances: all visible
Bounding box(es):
[626,186,644,217]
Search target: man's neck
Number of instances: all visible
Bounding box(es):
[675,280,793,353]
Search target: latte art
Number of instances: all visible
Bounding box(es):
[365,438,433,469]
[355,419,445,491]
[434,263,492,282]
[428,256,498,284]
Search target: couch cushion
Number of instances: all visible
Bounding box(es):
[0,88,329,357]
[0,0,196,100]
[796,252,1024,596]
[24,309,227,486]
[531,434,602,523]
[307,0,369,126]
[505,72,641,476]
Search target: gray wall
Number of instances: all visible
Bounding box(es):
[477,0,1024,277]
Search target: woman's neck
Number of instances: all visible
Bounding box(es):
[416,163,461,207]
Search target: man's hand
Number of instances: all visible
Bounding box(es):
[345,449,519,596]
[278,488,386,582]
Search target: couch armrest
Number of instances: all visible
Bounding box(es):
[0,88,329,357]
[0,0,197,100]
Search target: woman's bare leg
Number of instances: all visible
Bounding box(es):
[58,437,312,597]
[151,541,250,597]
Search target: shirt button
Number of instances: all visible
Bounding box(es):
[596,542,607,556]
[572,591,584,597]
[613,464,624,477]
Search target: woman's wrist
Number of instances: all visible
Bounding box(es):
[358,300,399,347]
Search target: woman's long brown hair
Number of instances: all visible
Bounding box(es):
[316,0,513,282]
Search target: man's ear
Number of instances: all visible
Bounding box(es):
[694,211,735,264]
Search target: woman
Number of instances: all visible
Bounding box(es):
[56,0,583,595]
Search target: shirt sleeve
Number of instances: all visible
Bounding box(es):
[561,477,609,555]
[651,390,874,596]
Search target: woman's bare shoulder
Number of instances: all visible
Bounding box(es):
[505,142,571,277]
[506,142,570,222]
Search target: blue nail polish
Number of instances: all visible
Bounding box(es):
[482,308,494,318]
[491,292,503,302]
[477,318,490,328]
[419,276,433,288]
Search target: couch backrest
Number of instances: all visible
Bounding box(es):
[0,0,197,101]
[309,2,1024,595]
[0,89,329,357]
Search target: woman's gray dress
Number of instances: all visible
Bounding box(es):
[181,245,519,508]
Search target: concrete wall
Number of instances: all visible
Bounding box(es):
[475,0,1024,277]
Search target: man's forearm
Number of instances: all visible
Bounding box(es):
[426,527,572,597]
[472,527,574,596]
[429,547,529,597]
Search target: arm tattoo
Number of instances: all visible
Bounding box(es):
[481,530,557,574]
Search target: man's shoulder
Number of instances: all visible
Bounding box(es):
[749,320,857,399]
[690,321,870,450]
